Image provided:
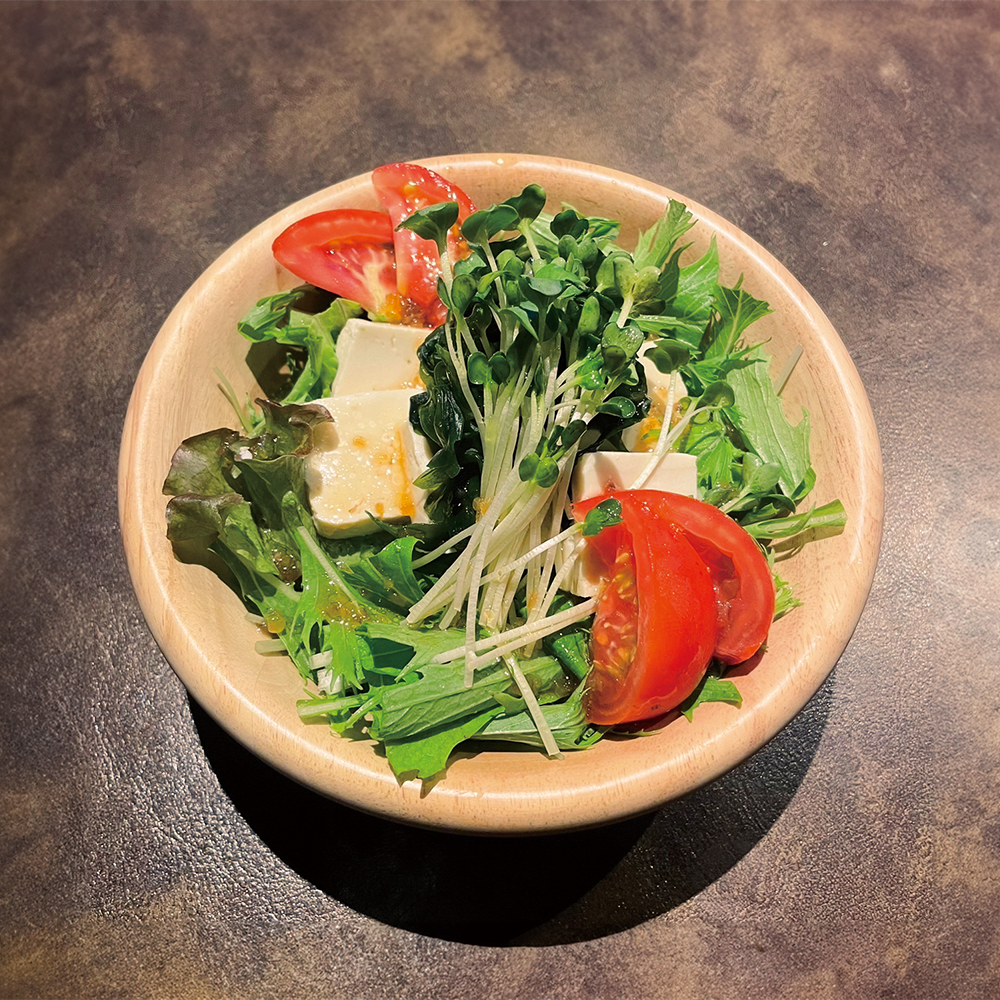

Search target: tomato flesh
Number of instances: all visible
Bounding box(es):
[372,162,477,327]
[574,489,776,725]
[272,209,418,321]
[574,492,717,725]
[272,165,477,327]
[636,491,776,665]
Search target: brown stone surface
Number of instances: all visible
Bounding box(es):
[2,1,998,997]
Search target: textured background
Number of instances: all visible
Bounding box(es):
[2,1,999,997]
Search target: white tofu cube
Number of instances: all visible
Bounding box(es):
[621,350,688,453]
[306,390,433,538]
[331,319,430,396]
[571,451,698,504]
[558,538,608,600]
[564,450,699,597]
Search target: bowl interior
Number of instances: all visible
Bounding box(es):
[119,154,883,833]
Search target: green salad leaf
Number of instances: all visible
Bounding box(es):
[680,666,744,721]
[238,287,361,408]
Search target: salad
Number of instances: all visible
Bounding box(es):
[163,162,846,783]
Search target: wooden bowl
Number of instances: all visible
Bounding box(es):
[119,155,883,833]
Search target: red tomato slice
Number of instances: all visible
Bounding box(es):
[635,491,776,665]
[573,492,717,725]
[272,209,421,324]
[372,162,477,326]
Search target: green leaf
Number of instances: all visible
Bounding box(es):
[726,346,813,500]
[340,537,426,609]
[672,237,719,320]
[534,456,560,488]
[518,452,539,482]
[546,630,590,681]
[250,398,333,459]
[497,248,524,275]
[450,272,477,314]
[528,260,585,299]
[596,397,637,418]
[705,284,772,359]
[500,304,538,339]
[601,321,644,372]
[237,292,359,404]
[742,456,782,496]
[643,340,690,374]
[363,621,468,677]
[476,684,604,750]
[397,201,459,255]
[372,656,565,740]
[164,398,333,588]
[631,200,696,272]
[611,255,636,298]
[742,499,847,541]
[383,708,501,781]
[488,351,512,382]
[415,376,466,449]
[577,294,602,336]
[559,419,588,451]
[462,204,519,245]
[237,290,305,340]
[467,352,490,385]
[164,492,245,544]
[772,568,803,620]
[504,183,547,226]
[162,428,241,497]
[632,265,662,304]
[698,380,736,409]
[594,253,621,295]
[680,668,743,721]
[633,313,709,349]
[581,498,623,537]
[550,208,588,239]
[413,443,461,490]
[681,416,739,490]
[527,275,565,298]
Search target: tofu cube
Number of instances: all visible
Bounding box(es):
[306,390,433,538]
[621,350,688,453]
[331,319,430,396]
[571,451,698,504]
[565,450,699,597]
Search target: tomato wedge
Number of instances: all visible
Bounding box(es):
[573,492,717,725]
[573,489,776,725]
[372,162,477,327]
[636,491,776,665]
[272,209,418,323]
